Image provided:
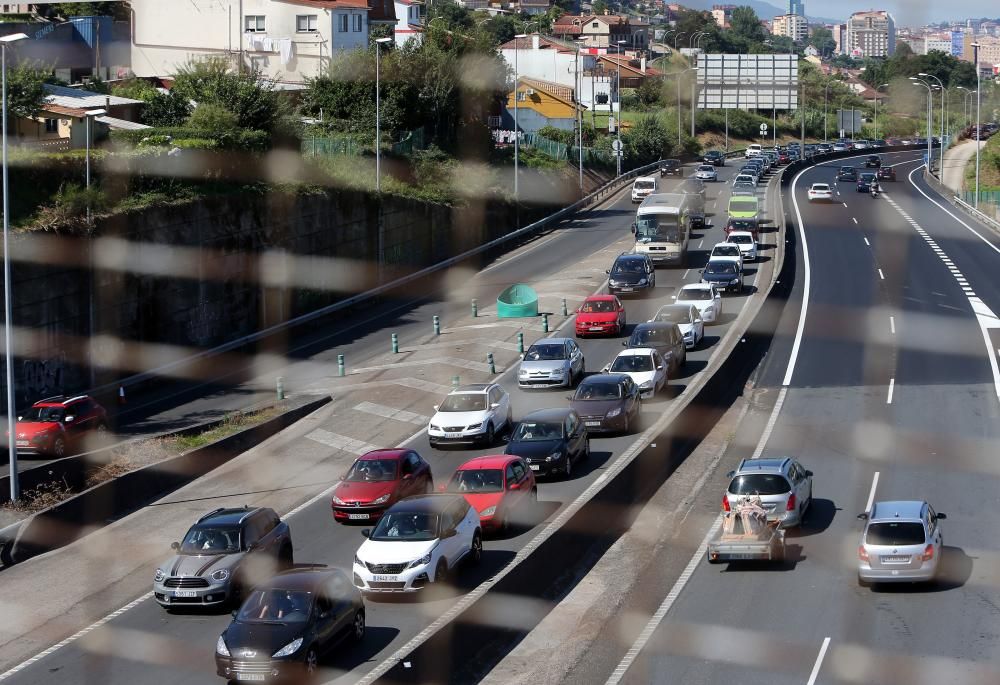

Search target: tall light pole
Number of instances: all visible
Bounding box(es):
[575,41,583,192]
[910,78,933,173]
[1,32,27,502]
[615,39,626,176]
[689,33,705,139]
[823,81,832,143]
[972,42,981,207]
[674,32,686,51]
[919,72,945,174]
[956,86,974,123]
[873,83,888,140]
[513,33,527,198]
[374,37,392,193]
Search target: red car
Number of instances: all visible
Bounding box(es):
[13,395,108,458]
[575,295,626,337]
[331,449,433,524]
[444,455,536,534]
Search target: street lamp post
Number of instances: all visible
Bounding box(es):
[919,73,945,175]
[374,37,392,193]
[972,43,981,207]
[513,33,527,198]
[1,32,27,502]
[575,41,584,192]
[614,39,626,176]
[823,82,832,143]
[910,78,933,173]
[689,34,705,139]
[873,83,888,140]
[956,86,975,123]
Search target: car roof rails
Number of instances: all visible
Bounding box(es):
[197,507,227,522]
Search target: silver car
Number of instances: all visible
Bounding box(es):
[517,337,585,388]
[723,458,812,528]
[153,507,293,609]
[857,500,945,586]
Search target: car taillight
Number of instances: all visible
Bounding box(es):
[921,545,934,562]
[786,493,796,511]
[722,494,730,512]
[858,545,869,562]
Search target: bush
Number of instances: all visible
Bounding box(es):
[537,126,575,145]
[186,103,239,133]
[110,127,271,152]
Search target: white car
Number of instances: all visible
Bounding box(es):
[807,183,833,202]
[352,494,481,592]
[602,348,668,398]
[674,283,722,324]
[649,303,704,349]
[694,165,718,182]
[428,383,511,447]
[631,176,657,203]
[709,242,744,272]
[733,173,758,187]
[727,231,758,262]
[745,144,762,158]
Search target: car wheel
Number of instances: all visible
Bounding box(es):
[52,437,66,458]
[565,369,574,388]
[352,609,366,642]
[485,423,495,446]
[583,440,591,460]
[470,531,483,564]
[304,647,319,675]
[435,559,449,585]
[622,414,630,435]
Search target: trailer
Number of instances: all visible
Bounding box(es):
[707,495,786,564]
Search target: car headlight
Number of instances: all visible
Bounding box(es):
[372,493,391,505]
[519,369,528,377]
[480,506,497,517]
[211,568,230,582]
[683,330,693,338]
[408,551,433,569]
[638,278,647,285]
[609,279,620,287]
[640,381,653,390]
[272,637,303,658]
[429,424,440,431]
[354,553,364,567]
[730,278,740,284]
[546,451,563,462]
[467,423,483,431]
[154,568,166,583]
[216,635,230,657]
[332,494,346,505]
[606,407,622,418]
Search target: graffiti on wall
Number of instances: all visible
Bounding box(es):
[22,354,66,402]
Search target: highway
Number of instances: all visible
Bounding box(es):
[603,151,1000,684]
[2,158,783,685]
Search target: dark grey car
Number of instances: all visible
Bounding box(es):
[623,322,686,375]
[153,507,293,609]
[568,374,641,434]
[504,408,590,479]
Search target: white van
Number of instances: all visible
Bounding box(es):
[631,176,658,203]
[745,144,762,158]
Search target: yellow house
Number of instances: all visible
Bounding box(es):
[504,77,586,134]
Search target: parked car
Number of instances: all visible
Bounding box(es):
[659,159,682,176]
[352,494,481,592]
[723,457,813,529]
[427,383,511,447]
[444,454,536,532]
[631,176,657,203]
[694,164,718,182]
[214,568,365,683]
[876,166,896,182]
[602,348,668,399]
[727,231,758,262]
[504,408,589,479]
[575,295,626,337]
[622,322,686,374]
[568,374,642,434]
[649,303,704,348]
[331,449,433,524]
[857,500,946,587]
[674,283,722,324]
[153,507,293,609]
[517,337,585,389]
[836,166,857,182]
[700,259,743,294]
[703,150,726,166]
[13,394,108,458]
[807,182,833,202]
[607,252,656,296]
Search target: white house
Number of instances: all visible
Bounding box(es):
[129,0,397,84]
[498,34,614,112]
[393,0,422,47]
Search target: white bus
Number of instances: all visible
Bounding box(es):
[632,193,692,267]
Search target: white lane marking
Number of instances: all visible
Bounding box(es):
[353,401,429,426]
[863,237,870,246]
[887,378,895,405]
[683,269,690,279]
[906,165,1000,256]
[806,638,832,685]
[878,269,885,280]
[865,472,880,514]
[889,316,895,334]
[698,239,704,248]
[783,166,814,386]
[604,516,723,685]
[306,428,382,455]
[852,217,858,224]
[752,386,787,459]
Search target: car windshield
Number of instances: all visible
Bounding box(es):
[654,307,691,324]
[706,262,738,274]
[237,589,313,624]
[812,184,830,191]
[610,355,654,373]
[728,474,791,496]
[698,165,714,172]
[860,173,876,182]
[448,469,504,493]
[524,344,566,361]
[580,300,615,313]
[370,512,440,541]
[713,245,741,257]
[574,382,622,400]
[345,458,398,482]
[180,526,241,554]
[866,522,926,546]
[840,167,854,173]
[730,220,755,230]
[20,406,65,422]
[612,260,645,274]
[513,421,563,441]
[631,327,669,345]
[680,289,712,301]
[729,235,753,245]
[634,180,655,190]
[438,394,486,412]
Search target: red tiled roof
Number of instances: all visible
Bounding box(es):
[598,54,661,76]
[280,0,371,10]
[499,34,574,52]
[40,104,88,118]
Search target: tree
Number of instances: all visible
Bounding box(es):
[6,64,47,122]
[45,2,129,20]
[808,27,836,57]
[730,7,768,47]
[624,115,669,164]
[592,0,608,15]
[112,79,191,126]
[637,77,664,108]
[172,57,285,132]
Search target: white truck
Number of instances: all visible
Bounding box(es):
[631,193,691,267]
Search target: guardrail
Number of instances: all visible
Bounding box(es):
[954,195,1000,232]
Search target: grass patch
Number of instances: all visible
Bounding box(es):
[163,404,286,453]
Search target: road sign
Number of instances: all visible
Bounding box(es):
[760,123,768,135]
[612,139,623,152]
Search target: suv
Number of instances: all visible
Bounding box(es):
[857,500,946,587]
[427,383,512,446]
[607,252,655,296]
[723,458,813,528]
[703,150,726,166]
[659,159,682,176]
[745,144,762,158]
[153,507,293,609]
[14,395,108,458]
[631,176,657,203]
[836,166,857,182]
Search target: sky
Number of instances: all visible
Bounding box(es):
[804,1,994,26]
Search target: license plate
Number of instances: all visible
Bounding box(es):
[529,464,540,471]
[589,327,603,331]
[348,513,370,520]
[881,556,910,563]
[619,287,633,292]
[173,590,197,598]
[585,421,601,427]
[727,553,757,560]
[445,432,461,438]
[234,674,266,682]
[16,440,28,447]
[373,574,398,582]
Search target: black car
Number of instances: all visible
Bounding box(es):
[865,155,882,168]
[836,166,857,182]
[215,568,365,682]
[607,252,655,296]
[703,150,726,167]
[623,322,687,374]
[856,172,877,192]
[700,260,743,293]
[876,166,896,181]
[568,374,641,434]
[659,159,682,176]
[504,408,589,479]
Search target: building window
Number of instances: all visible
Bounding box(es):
[516,91,527,102]
[338,14,348,32]
[296,15,317,32]
[44,118,58,133]
[353,14,362,32]
[592,21,599,28]
[244,15,265,32]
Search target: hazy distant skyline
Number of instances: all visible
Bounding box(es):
[810,1,994,26]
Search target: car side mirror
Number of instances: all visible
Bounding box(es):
[442,528,457,538]
[605,269,611,274]
[17,416,21,421]
[64,415,75,423]
[361,529,371,538]
[805,470,813,477]
[171,541,180,550]
[491,403,500,409]
[656,365,664,370]
[402,473,412,480]
[433,405,439,411]
[630,224,637,233]
[725,471,735,478]
[698,270,704,275]
[509,482,520,491]
[856,513,869,521]
[232,610,239,618]
[935,513,947,520]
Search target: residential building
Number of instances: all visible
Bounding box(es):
[502,76,586,134]
[393,0,421,46]
[0,3,31,13]
[597,53,660,88]
[771,14,808,43]
[833,23,846,54]
[6,16,131,83]
[711,4,736,29]
[16,84,146,150]
[788,0,804,16]
[846,10,895,57]
[552,14,647,51]
[924,37,951,54]
[963,35,1000,67]
[129,0,396,84]
[498,34,613,111]
[513,0,552,15]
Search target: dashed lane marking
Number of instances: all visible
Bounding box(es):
[878,268,885,280]
[806,638,832,685]
[865,472,880,513]
[306,428,382,455]
[887,378,895,404]
[353,401,429,426]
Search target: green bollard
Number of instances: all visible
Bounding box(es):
[391,333,399,354]
[471,299,478,318]
[517,332,524,354]
[561,298,568,316]
[276,376,284,401]
[452,375,460,388]
[337,354,345,377]
[433,315,441,335]
[487,353,495,374]
[542,313,549,333]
